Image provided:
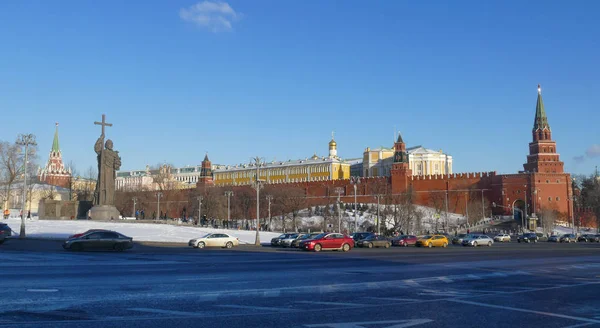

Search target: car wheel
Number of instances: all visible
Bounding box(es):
[0,240,4,245]
[197,242,205,249]
[487,241,492,247]
[403,242,408,247]
[518,240,521,243]
[70,243,83,252]
[534,239,537,243]
[473,242,478,247]
[225,241,233,249]
[385,243,390,249]
[428,243,432,248]
[442,242,448,248]
[342,243,350,252]
[114,243,125,252]
[367,243,373,249]
[314,244,322,252]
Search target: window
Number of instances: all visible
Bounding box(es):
[556,197,560,201]
[548,197,552,202]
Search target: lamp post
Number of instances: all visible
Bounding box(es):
[225,191,233,228]
[132,197,137,218]
[493,202,524,232]
[197,195,203,225]
[251,157,265,246]
[465,192,469,225]
[481,189,485,220]
[350,177,361,232]
[567,196,575,234]
[266,194,273,232]
[375,194,383,235]
[334,187,344,233]
[156,192,163,220]
[16,134,36,239]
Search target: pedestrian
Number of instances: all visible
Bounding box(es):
[152,211,156,220]
[20,209,23,219]
[27,210,31,220]
[160,211,163,220]
[135,210,139,220]
[3,208,9,219]
[141,210,145,220]
[467,229,470,234]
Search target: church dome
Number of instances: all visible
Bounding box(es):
[329,139,337,148]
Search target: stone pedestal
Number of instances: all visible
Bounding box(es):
[89,205,121,220]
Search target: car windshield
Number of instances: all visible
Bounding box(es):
[422,235,432,239]
[364,235,376,240]
[457,234,467,238]
[313,233,327,240]
[199,234,211,239]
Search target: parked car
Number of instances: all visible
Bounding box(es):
[391,235,417,247]
[577,234,599,242]
[299,233,354,252]
[189,233,239,249]
[271,233,294,246]
[462,234,494,247]
[559,234,577,243]
[351,232,374,242]
[517,233,538,243]
[279,233,301,247]
[291,233,321,248]
[63,230,133,251]
[415,235,449,248]
[356,235,391,248]
[548,235,561,242]
[493,234,511,242]
[0,223,10,244]
[452,234,470,245]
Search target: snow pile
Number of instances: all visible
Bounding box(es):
[3,218,281,245]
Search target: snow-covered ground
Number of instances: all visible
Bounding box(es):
[2,218,281,245]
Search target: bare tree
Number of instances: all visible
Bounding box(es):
[151,163,179,191]
[282,187,306,232]
[539,207,558,235]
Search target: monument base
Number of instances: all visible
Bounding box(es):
[89,205,121,220]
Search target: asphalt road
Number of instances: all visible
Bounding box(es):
[1,239,600,328]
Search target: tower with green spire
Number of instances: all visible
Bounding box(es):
[39,123,71,188]
[523,85,564,174]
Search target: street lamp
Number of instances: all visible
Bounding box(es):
[197,195,203,225]
[334,187,344,233]
[156,192,163,220]
[250,157,265,246]
[132,197,137,218]
[224,191,234,228]
[16,134,36,239]
[493,202,525,232]
[266,194,273,232]
[350,177,361,232]
[374,194,383,235]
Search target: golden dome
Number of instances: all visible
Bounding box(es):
[329,139,337,148]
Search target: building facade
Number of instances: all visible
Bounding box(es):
[38,123,71,188]
[361,143,452,178]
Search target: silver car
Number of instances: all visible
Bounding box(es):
[462,235,494,247]
[279,233,301,247]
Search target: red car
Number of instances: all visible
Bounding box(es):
[391,235,417,246]
[299,233,354,252]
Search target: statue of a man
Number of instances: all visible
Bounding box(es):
[94,134,122,206]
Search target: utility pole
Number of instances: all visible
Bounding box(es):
[197,195,203,225]
[224,191,233,228]
[481,189,485,220]
[351,177,361,232]
[266,194,273,232]
[375,194,383,235]
[465,192,469,225]
[132,197,137,218]
[444,189,449,231]
[334,187,344,233]
[251,157,264,246]
[156,192,163,220]
[16,134,36,239]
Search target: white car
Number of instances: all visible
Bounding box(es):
[493,234,511,242]
[188,233,239,249]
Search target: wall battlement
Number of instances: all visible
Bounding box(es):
[411,171,497,181]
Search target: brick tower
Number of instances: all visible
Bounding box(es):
[197,153,214,186]
[523,84,565,174]
[39,123,71,188]
[391,132,412,193]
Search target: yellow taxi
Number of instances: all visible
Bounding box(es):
[415,235,449,248]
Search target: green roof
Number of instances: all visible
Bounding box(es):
[52,124,60,153]
[533,85,550,132]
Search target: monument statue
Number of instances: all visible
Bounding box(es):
[89,114,122,220]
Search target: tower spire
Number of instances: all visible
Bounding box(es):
[52,122,60,153]
[533,84,550,133]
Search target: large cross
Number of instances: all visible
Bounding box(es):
[94,114,113,135]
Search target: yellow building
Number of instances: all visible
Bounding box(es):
[362,145,453,177]
[213,135,350,186]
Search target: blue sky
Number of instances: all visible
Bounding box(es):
[1,0,598,175]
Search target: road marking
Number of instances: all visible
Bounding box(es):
[176,277,225,281]
[403,279,420,286]
[297,301,362,307]
[562,323,597,328]
[366,297,421,302]
[128,308,204,316]
[26,289,58,293]
[437,276,454,283]
[305,318,433,328]
[218,305,294,312]
[449,299,600,324]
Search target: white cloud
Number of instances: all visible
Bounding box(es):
[179,1,239,32]
[586,144,600,158]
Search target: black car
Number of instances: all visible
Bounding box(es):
[290,233,321,248]
[351,232,374,242]
[62,230,133,251]
[270,233,294,247]
[577,234,600,242]
[0,223,12,244]
[517,233,538,243]
[559,234,577,243]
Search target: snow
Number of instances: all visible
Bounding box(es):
[2,218,281,245]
